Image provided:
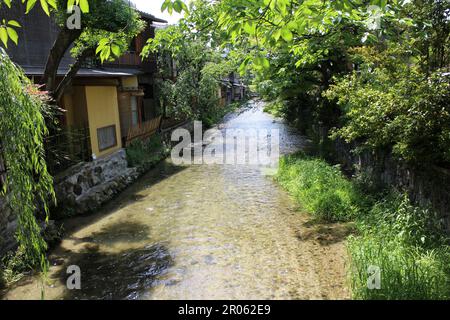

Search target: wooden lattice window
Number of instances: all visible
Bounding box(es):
[97,125,117,152]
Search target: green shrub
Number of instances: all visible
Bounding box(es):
[325,46,450,167]
[256,80,279,101]
[126,135,167,168]
[277,153,364,222]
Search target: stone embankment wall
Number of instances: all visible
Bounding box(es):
[308,122,450,232]
[333,139,450,232]
[1,149,140,256]
[52,149,140,218]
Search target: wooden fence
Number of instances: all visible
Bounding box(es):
[126,116,162,146]
[161,117,189,132]
[45,127,92,174]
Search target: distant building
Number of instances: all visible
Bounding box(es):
[220,72,246,106]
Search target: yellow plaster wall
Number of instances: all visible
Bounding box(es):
[85,86,122,158]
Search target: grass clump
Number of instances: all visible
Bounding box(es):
[348,235,449,300]
[126,134,168,168]
[277,152,364,222]
[0,248,32,287]
[348,193,450,300]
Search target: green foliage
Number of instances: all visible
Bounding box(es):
[68,0,90,13]
[212,0,389,76]
[144,25,214,120]
[0,48,54,269]
[143,1,243,126]
[1,0,141,62]
[263,99,288,118]
[277,153,364,222]
[0,1,82,48]
[126,135,167,168]
[360,192,448,249]
[348,193,450,300]
[255,80,278,101]
[74,9,145,64]
[325,46,450,166]
[161,0,189,15]
[0,18,20,47]
[60,0,145,62]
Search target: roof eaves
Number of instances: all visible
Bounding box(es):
[137,10,168,24]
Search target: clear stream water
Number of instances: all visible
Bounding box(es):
[3,100,347,300]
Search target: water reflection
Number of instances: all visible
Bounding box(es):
[56,243,173,300]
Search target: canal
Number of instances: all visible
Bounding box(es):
[3,100,349,300]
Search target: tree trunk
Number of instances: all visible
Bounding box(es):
[54,48,96,102]
[40,28,82,94]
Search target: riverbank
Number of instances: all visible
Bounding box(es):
[276,152,450,299]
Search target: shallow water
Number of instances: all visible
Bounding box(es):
[3,101,348,300]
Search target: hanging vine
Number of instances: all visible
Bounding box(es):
[0,47,55,268]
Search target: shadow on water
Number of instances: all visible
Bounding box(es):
[68,221,152,245]
[55,242,173,300]
[297,220,356,246]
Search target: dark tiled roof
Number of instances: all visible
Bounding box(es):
[1,4,75,71]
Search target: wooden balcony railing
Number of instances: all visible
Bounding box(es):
[104,51,157,72]
[107,52,141,66]
[161,117,190,132]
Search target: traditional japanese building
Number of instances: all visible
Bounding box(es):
[2,3,167,171]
